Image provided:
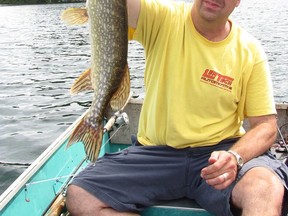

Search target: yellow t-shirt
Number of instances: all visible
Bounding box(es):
[132,0,276,148]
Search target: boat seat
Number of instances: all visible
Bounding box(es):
[141,198,213,216]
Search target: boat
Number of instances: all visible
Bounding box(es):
[0,99,287,216]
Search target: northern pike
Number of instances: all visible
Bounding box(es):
[61,0,130,162]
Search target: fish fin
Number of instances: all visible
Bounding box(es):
[61,8,88,26]
[128,27,135,41]
[70,68,93,95]
[67,118,103,162]
[110,64,130,110]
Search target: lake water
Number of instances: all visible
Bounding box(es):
[0,0,287,195]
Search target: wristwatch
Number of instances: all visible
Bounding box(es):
[228,150,244,170]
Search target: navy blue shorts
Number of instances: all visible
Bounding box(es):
[71,139,288,216]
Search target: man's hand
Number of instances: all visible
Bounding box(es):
[201,115,277,190]
[201,151,238,190]
[127,0,141,29]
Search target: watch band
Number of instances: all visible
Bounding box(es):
[227,150,244,169]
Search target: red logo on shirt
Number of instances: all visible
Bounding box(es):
[200,69,234,91]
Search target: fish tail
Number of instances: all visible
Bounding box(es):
[67,118,103,162]
[61,8,89,26]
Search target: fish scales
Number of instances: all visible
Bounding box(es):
[89,0,127,118]
[61,0,130,162]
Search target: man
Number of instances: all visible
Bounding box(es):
[66,0,288,215]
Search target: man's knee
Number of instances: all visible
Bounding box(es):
[66,185,141,216]
[232,167,284,211]
[66,185,107,215]
[66,185,81,215]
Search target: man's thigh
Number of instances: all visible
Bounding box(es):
[70,145,190,212]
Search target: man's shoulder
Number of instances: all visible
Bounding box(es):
[231,21,264,54]
[232,21,261,45]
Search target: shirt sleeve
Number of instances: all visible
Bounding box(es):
[133,0,170,52]
[236,36,276,120]
[244,57,276,117]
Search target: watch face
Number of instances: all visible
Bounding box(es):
[235,153,243,167]
[238,157,244,167]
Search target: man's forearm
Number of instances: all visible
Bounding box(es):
[229,115,277,164]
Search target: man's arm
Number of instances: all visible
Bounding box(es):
[127,0,141,29]
[230,114,277,164]
[201,114,278,190]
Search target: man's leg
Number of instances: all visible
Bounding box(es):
[66,185,140,216]
[65,146,190,215]
[231,167,285,216]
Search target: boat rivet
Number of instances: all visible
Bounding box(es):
[25,186,30,202]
